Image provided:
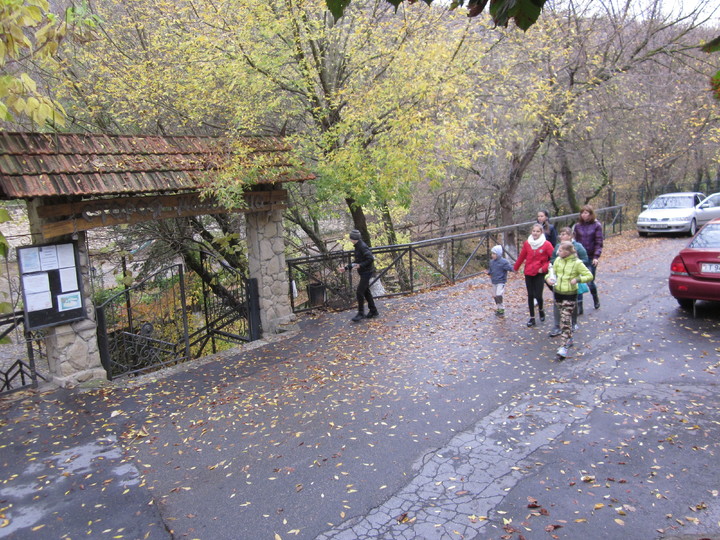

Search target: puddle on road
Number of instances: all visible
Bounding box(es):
[0,435,141,537]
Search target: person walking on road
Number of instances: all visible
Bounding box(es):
[546,240,594,358]
[573,205,604,309]
[548,227,589,337]
[338,229,379,322]
[514,223,554,327]
[487,245,514,317]
[537,209,558,247]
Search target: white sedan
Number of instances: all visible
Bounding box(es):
[636,192,720,237]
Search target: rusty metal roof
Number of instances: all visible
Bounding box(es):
[0,132,314,199]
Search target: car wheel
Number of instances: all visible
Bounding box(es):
[676,298,693,309]
[688,219,697,237]
[638,231,648,237]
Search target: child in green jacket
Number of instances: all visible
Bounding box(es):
[546,241,594,358]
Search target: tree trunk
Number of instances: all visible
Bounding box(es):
[499,126,551,250]
[380,202,398,247]
[346,197,371,247]
[285,206,330,256]
[380,201,410,291]
[175,244,246,312]
[189,216,247,272]
[557,139,579,213]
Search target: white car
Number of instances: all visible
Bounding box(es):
[636,192,720,237]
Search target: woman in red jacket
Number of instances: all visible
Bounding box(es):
[514,223,554,327]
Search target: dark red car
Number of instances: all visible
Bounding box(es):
[669,218,720,309]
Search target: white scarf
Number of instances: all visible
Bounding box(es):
[527,233,547,250]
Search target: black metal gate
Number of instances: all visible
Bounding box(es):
[96,259,260,380]
[189,251,261,356]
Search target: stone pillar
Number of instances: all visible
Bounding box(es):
[245,203,293,335]
[26,199,106,387]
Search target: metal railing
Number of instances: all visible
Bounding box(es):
[0,310,44,395]
[96,255,261,380]
[96,264,191,380]
[288,205,624,313]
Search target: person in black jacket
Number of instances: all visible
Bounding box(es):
[537,210,558,247]
[337,229,379,321]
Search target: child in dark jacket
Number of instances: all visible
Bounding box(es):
[488,245,513,317]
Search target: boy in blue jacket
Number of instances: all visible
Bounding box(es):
[488,245,514,317]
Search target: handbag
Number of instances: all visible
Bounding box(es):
[577,282,589,295]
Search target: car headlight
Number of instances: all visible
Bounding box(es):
[637,217,649,223]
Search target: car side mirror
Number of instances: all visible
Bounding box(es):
[700,202,710,209]
[642,204,648,209]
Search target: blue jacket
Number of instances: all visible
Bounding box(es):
[488,256,513,284]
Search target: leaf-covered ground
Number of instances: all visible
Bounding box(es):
[0,231,718,540]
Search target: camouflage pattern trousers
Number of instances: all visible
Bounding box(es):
[558,299,577,344]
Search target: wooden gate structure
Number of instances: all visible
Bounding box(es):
[0,131,313,387]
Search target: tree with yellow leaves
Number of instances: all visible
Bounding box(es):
[0,0,70,127]
[52,0,479,248]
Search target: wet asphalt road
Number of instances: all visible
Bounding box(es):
[1,232,719,540]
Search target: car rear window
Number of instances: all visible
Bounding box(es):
[689,224,720,248]
[649,196,694,209]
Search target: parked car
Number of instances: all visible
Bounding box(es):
[636,191,720,237]
[669,217,720,309]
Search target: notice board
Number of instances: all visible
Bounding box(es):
[17,242,86,330]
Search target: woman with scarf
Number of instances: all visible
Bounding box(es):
[514,223,554,327]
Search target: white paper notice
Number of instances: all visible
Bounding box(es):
[57,292,82,312]
[59,267,79,292]
[57,243,76,268]
[39,245,59,271]
[23,273,50,294]
[19,247,41,274]
[26,291,53,312]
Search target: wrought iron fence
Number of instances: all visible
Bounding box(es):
[288,205,624,313]
[0,310,45,395]
[96,256,261,380]
[188,252,261,356]
[96,264,191,380]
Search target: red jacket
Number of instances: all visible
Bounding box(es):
[514,240,553,276]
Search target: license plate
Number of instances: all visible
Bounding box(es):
[650,224,668,229]
[701,263,720,273]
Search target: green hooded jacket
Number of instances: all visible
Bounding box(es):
[546,254,594,294]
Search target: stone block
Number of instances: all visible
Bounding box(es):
[72,318,97,333]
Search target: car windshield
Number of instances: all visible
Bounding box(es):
[649,196,695,209]
[689,224,720,248]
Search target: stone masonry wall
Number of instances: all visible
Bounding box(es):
[245,206,293,334]
[26,200,106,387]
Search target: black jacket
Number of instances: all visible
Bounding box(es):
[540,222,558,247]
[347,239,375,274]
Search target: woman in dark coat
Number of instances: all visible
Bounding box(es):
[573,205,604,309]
